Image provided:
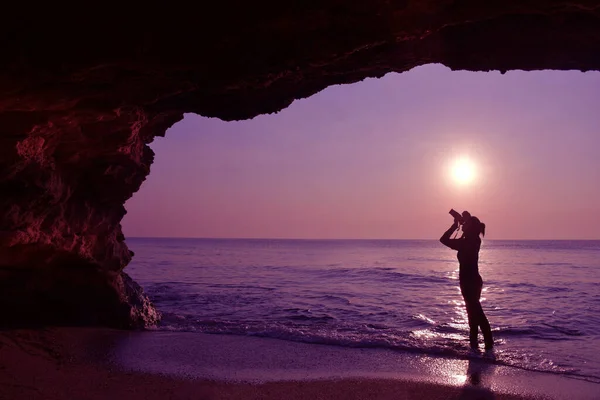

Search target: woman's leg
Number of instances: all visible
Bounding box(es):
[476,281,493,349]
[464,300,479,348]
[461,282,480,349]
[479,306,494,349]
[461,277,493,349]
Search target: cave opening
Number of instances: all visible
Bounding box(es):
[123,64,600,243]
[120,63,598,329]
[116,64,600,380]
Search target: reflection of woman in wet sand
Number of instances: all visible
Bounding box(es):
[440,211,494,350]
[458,358,497,400]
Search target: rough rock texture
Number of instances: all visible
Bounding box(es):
[1,1,599,328]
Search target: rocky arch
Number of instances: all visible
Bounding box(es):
[1,2,599,327]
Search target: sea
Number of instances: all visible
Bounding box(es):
[126,238,600,384]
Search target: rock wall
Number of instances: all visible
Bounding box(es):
[1,1,599,327]
[0,107,179,327]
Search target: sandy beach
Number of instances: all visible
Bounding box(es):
[1,328,598,400]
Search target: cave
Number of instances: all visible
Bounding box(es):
[1,2,599,328]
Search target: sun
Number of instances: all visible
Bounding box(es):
[450,157,476,185]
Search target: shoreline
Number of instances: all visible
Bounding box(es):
[1,328,598,400]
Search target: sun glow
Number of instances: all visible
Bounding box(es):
[450,157,477,185]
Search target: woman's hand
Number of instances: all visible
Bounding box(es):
[441,220,462,250]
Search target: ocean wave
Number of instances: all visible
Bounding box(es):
[286,314,335,322]
[206,283,277,291]
[155,312,600,383]
[492,326,537,336]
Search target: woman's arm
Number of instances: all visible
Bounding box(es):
[440,222,462,251]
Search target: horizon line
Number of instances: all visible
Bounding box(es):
[124,236,600,241]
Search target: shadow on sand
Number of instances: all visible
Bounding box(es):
[458,357,496,400]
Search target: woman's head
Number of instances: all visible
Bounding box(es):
[463,215,486,238]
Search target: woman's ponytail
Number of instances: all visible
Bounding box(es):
[480,223,486,237]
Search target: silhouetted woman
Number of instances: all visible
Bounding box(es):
[440,213,494,350]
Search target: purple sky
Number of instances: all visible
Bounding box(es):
[123,64,600,240]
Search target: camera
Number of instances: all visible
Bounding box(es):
[449,209,471,225]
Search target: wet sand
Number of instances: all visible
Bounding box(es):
[0,328,597,400]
